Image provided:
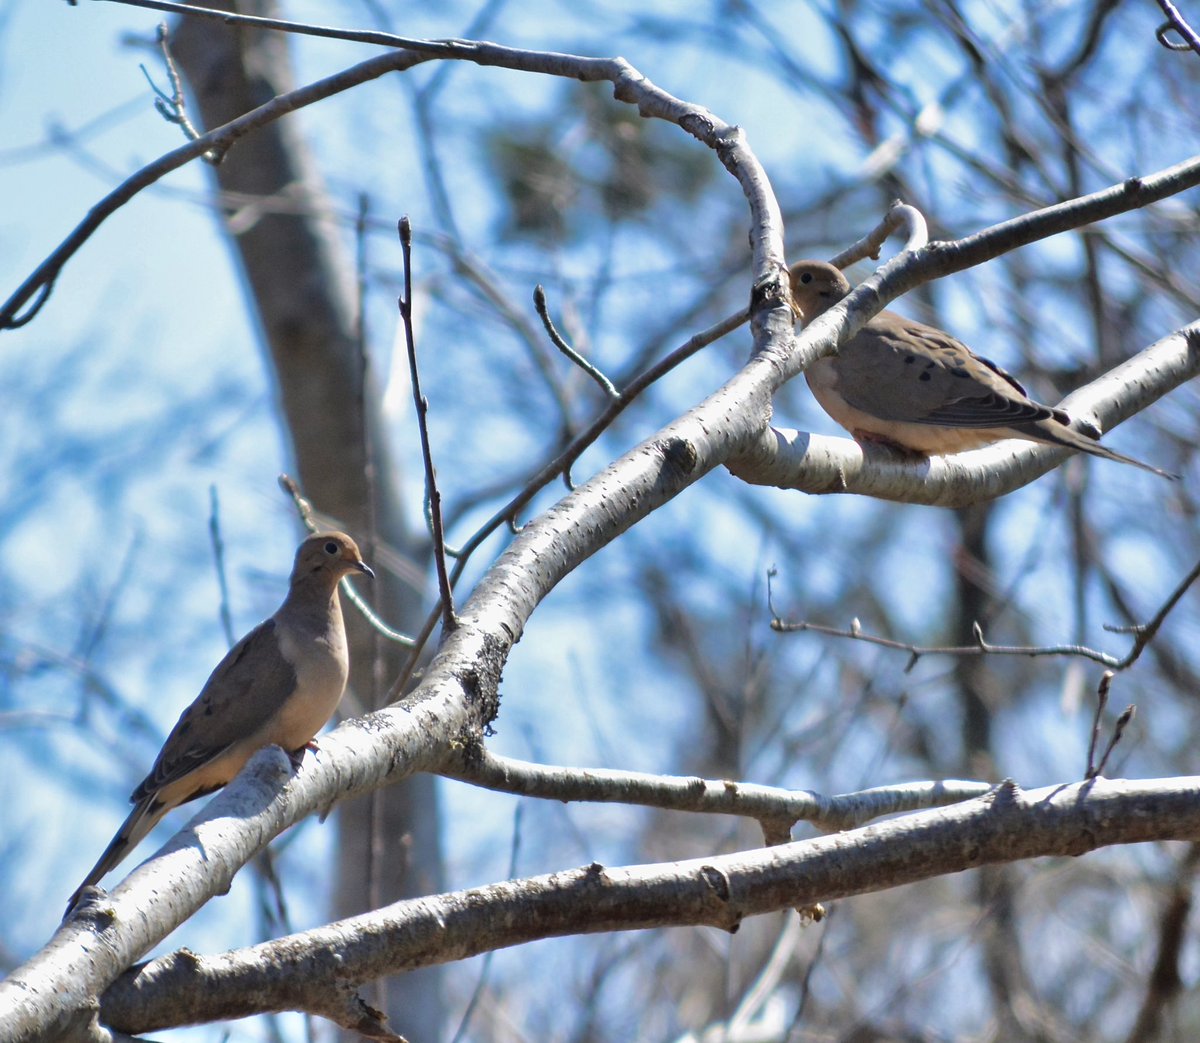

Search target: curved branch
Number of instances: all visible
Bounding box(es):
[1,49,426,328]
[1155,0,1200,56]
[729,321,1200,505]
[3,21,787,329]
[828,200,929,268]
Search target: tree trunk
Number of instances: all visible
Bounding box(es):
[172,4,445,1039]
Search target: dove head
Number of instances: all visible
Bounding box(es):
[291,531,375,585]
[788,260,852,324]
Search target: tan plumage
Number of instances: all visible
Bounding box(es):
[788,260,1175,478]
[66,531,373,915]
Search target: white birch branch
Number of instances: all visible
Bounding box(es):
[440,747,993,833]
[96,777,1200,1035]
[729,321,1200,506]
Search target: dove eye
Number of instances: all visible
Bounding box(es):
[324,541,339,555]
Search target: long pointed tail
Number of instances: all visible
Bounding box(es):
[64,797,164,917]
[1074,437,1180,480]
[1034,417,1180,480]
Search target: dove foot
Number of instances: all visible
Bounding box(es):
[287,741,319,771]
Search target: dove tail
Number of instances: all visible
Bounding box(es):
[64,797,165,917]
[1078,440,1179,480]
[1051,422,1179,480]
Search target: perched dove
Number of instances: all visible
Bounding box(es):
[66,531,373,915]
[788,259,1174,478]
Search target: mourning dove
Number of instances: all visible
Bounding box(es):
[66,531,373,915]
[788,260,1175,478]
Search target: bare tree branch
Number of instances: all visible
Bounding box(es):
[828,200,929,268]
[3,23,788,330]
[441,746,993,833]
[770,552,1200,670]
[534,284,620,401]
[94,777,1200,1036]
[730,320,1200,505]
[397,217,456,633]
[1155,0,1200,56]
[1,48,428,328]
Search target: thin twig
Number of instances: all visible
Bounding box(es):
[140,22,214,158]
[278,473,319,530]
[1100,555,1200,654]
[207,485,236,648]
[828,199,929,269]
[75,530,141,667]
[277,475,415,647]
[251,845,294,953]
[1096,704,1137,779]
[2,46,432,328]
[768,556,1200,672]
[727,915,805,1038]
[447,308,746,582]
[385,307,747,696]
[388,609,440,700]
[1155,0,1200,55]
[398,217,456,633]
[1086,671,1112,779]
[533,285,620,399]
[96,0,460,53]
[772,614,1125,669]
